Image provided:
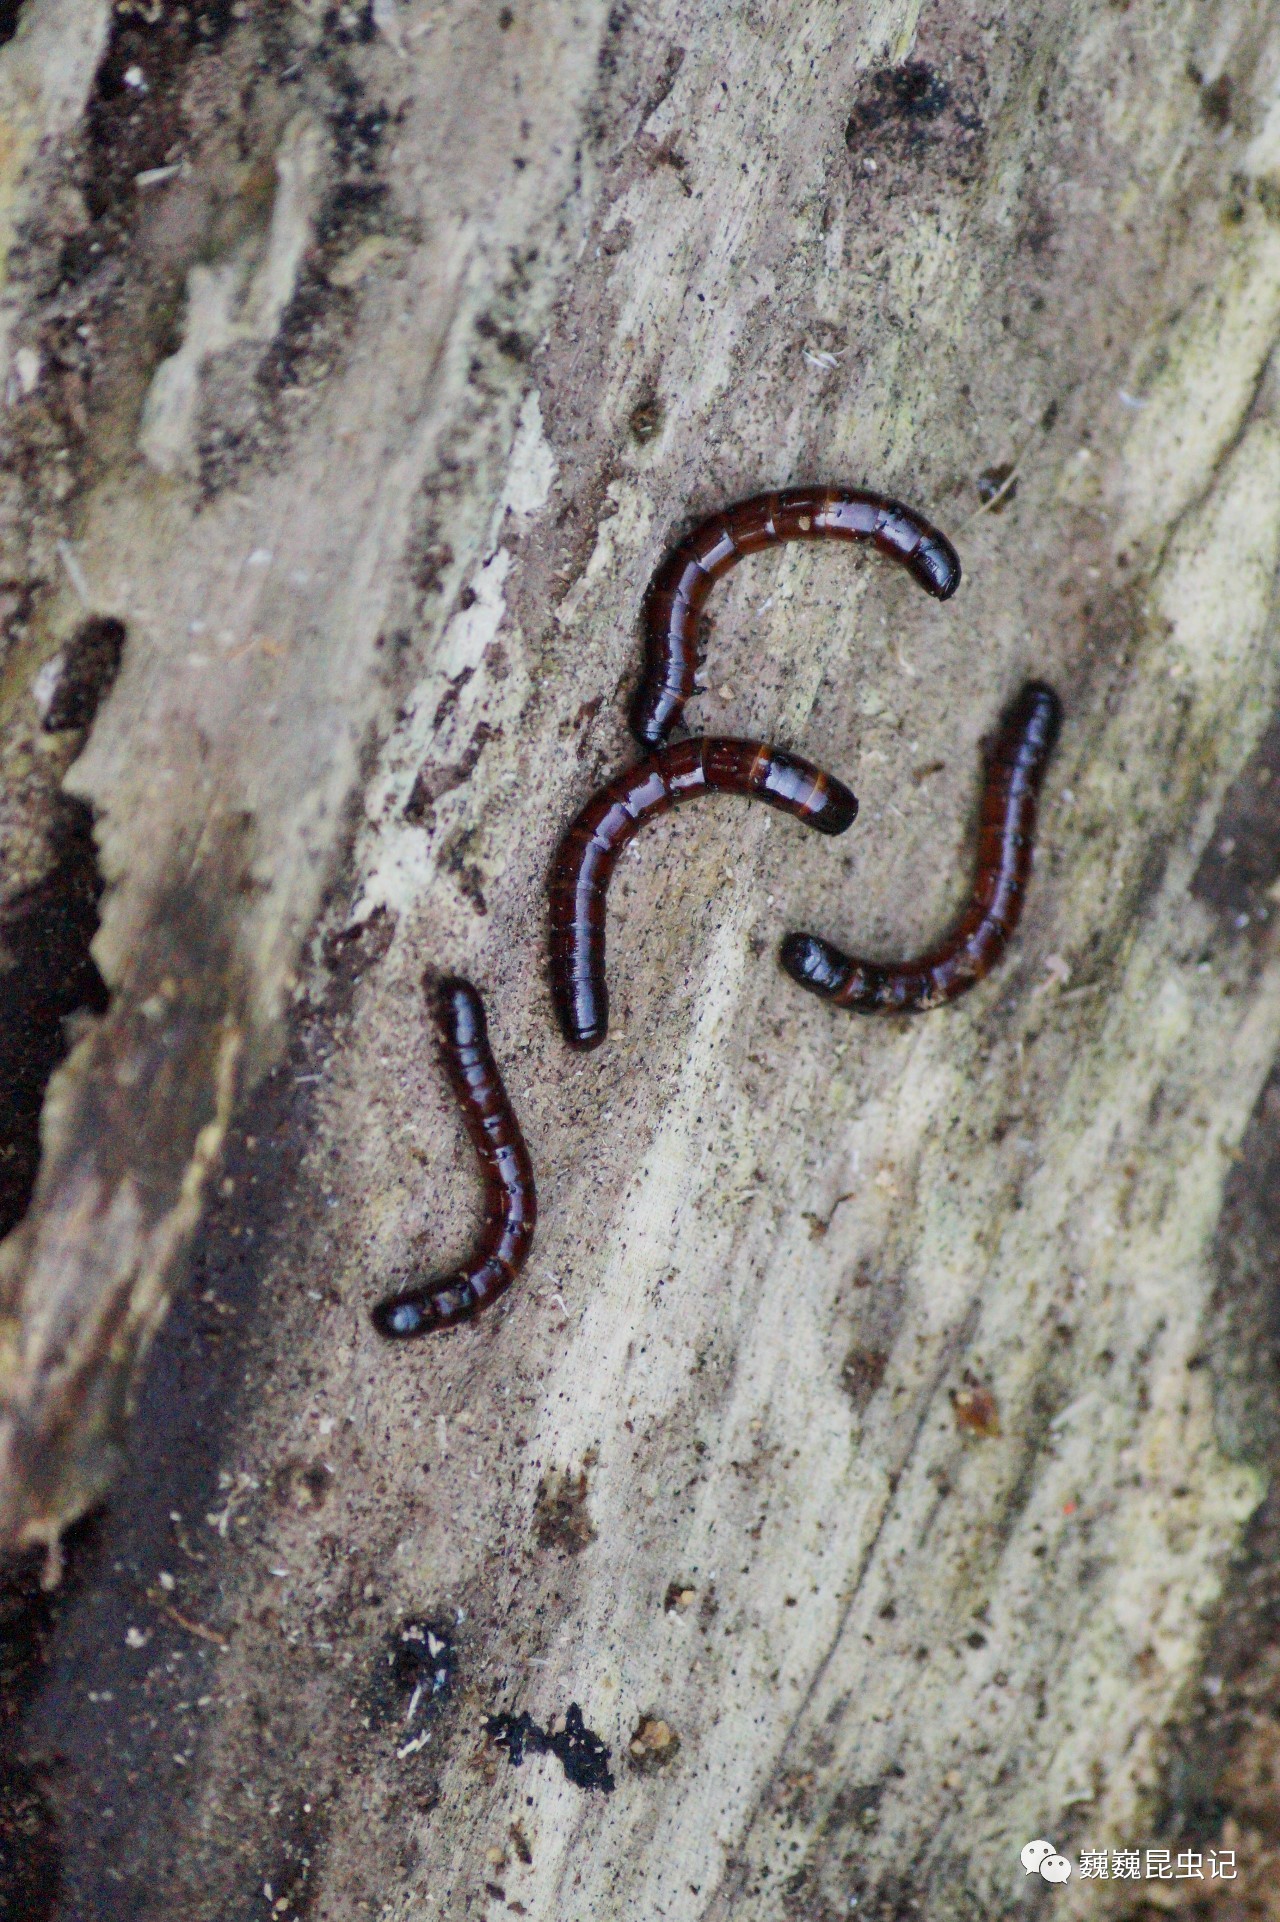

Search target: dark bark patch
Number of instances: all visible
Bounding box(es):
[322,903,397,985]
[843,50,986,191]
[403,724,502,826]
[0,1757,60,1922]
[0,798,109,1241]
[840,1347,888,1412]
[37,617,126,733]
[532,1466,596,1553]
[1190,711,1280,953]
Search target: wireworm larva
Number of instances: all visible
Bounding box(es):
[632,487,961,748]
[550,737,858,1049]
[780,681,1062,1013]
[372,977,535,1337]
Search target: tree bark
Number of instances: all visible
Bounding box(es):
[3,0,1280,1917]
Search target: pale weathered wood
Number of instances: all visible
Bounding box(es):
[3,0,1280,1916]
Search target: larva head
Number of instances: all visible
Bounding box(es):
[912,530,961,600]
[630,685,674,749]
[755,749,858,835]
[372,1293,436,1338]
[554,971,608,1050]
[1016,681,1064,759]
[435,975,487,1049]
[779,932,852,998]
[373,1275,478,1337]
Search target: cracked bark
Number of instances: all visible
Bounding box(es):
[2,1,1280,1919]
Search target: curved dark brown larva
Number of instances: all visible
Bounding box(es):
[372,977,535,1338]
[780,681,1062,1014]
[550,737,858,1050]
[632,487,961,748]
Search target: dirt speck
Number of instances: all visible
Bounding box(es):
[627,1713,680,1773]
[951,1382,1001,1438]
[272,1458,332,1514]
[976,462,1018,513]
[628,390,663,444]
[368,1618,457,1731]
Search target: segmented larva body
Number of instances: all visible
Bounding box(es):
[780,681,1062,1014]
[372,978,535,1337]
[549,737,858,1049]
[632,487,961,748]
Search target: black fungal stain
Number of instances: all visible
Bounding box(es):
[40,617,126,733]
[485,1704,615,1793]
[474,311,532,363]
[845,60,951,146]
[843,53,985,188]
[1188,63,1234,131]
[368,1618,457,1732]
[0,799,110,1239]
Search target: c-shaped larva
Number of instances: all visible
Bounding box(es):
[632,487,961,748]
[549,736,858,1049]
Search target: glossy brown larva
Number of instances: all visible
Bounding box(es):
[632,486,961,748]
[549,736,858,1049]
[780,681,1062,1013]
[372,977,535,1337]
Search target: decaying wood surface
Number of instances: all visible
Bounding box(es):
[3,0,1280,1916]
